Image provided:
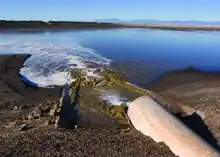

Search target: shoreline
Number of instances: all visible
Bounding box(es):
[0,54,177,156]
[1,20,220,31]
[1,54,220,156]
[144,67,220,146]
[0,54,61,115]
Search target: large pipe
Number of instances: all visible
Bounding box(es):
[127,96,219,157]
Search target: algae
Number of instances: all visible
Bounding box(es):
[69,68,148,123]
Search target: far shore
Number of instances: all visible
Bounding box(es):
[1,20,220,31]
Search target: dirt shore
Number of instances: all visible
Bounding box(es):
[1,54,220,156]
[0,54,61,118]
[144,68,220,146]
[0,54,177,157]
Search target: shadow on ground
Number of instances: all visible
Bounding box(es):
[55,85,80,129]
[176,112,220,151]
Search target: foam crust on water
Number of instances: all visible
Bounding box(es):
[100,90,130,106]
[0,41,110,87]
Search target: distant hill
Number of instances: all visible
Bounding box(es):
[95,19,220,26]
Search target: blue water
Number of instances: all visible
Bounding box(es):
[0,28,220,86]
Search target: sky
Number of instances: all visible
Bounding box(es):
[0,0,220,21]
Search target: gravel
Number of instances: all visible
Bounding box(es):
[0,126,177,157]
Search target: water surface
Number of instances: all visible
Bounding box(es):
[0,28,220,86]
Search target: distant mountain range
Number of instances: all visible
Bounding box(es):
[95,19,220,26]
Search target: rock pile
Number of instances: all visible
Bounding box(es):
[26,100,60,125]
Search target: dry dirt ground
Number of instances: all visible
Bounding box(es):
[2,54,220,156]
[0,54,176,157]
[0,125,177,157]
[145,68,220,147]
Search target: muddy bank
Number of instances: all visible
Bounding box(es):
[0,54,61,107]
[0,55,177,156]
[1,54,220,156]
[0,54,61,125]
[144,68,220,144]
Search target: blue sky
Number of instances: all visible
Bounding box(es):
[0,0,219,21]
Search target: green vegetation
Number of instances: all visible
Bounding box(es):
[102,103,127,119]
[100,69,148,95]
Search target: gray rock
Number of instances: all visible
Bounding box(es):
[27,107,42,120]
[19,124,27,131]
[195,110,205,119]
[40,104,51,113]
[19,124,28,131]
[19,104,28,110]
[49,108,56,117]
[44,120,50,126]
[19,124,33,131]
[14,106,19,110]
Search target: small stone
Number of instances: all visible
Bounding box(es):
[27,107,42,120]
[74,125,78,129]
[14,106,18,110]
[18,104,27,110]
[49,108,56,117]
[121,128,131,134]
[44,120,50,126]
[196,110,205,119]
[49,118,56,124]
[19,124,28,131]
[40,104,51,113]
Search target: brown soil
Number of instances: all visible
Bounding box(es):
[2,54,220,156]
[0,54,177,157]
[144,68,220,146]
[0,54,61,128]
[0,126,176,157]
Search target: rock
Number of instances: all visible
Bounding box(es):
[44,120,51,126]
[19,124,29,131]
[48,102,60,117]
[49,108,56,117]
[14,106,18,110]
[39,104,51,113]
[14,104,27,110]
[27,107,42,120]
[19,104,28,110]
[49,118,56,124]
[195,110,205,119]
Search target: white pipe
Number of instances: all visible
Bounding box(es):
[127,96,219,157]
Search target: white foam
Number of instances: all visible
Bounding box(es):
[100,90,129,106]
[0,40,111,87]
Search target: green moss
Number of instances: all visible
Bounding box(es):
[99,102,127,119]
[100,69,127,84]
[122,83,149,96]
[99,69,148,95]
[70,78,81,104]
[69,68,147,123]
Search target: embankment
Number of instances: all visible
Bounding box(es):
[144,68,220,145]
